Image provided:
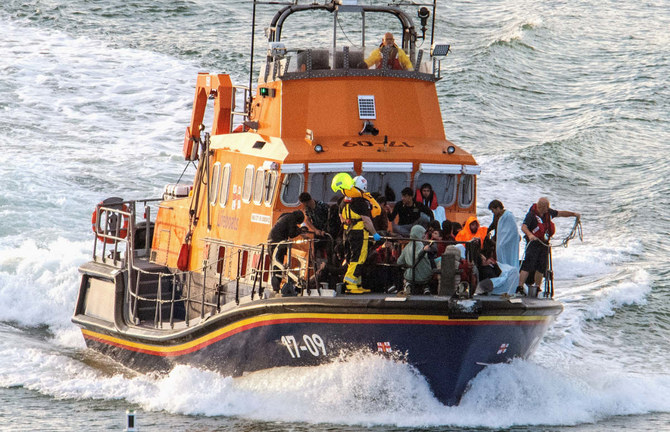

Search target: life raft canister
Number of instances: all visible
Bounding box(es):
[91,197,129,244]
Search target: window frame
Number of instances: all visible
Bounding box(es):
[413,172,458,207]
[263,170,278,206]
[458,174,475,208]
[241,164,255,203]
[252,167,265,205]
[218,163,231,208]
[279,173,304,207]
[360,171,411,202]
[308,171,356,204]
[210,162,221,206]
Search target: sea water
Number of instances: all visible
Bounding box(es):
[1,0,669,430]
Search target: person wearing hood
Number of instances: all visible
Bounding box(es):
[397,225,434,294]
[455,216,488,247]
[268,210,306,293]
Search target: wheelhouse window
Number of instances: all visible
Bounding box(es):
[458,174,475,208]
[219,164,231,207]
[360,162,412,202]
[280,173,303,206]
[414,173,457,206]
[263,170,278,206]
[305,163,354,204]
[242,165,255,203]
[309,171,355,203]
[253,167,265,205]
[210,162,221,206]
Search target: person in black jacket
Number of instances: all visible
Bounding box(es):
[268,210,305,293]
[389,187,433,237]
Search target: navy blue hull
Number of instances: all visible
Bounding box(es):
[78,297,560,405]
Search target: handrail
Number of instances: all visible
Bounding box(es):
[99,200,488,329]
[230,85,250,129]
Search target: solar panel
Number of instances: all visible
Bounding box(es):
[358,95,376,119]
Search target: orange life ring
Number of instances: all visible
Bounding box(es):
[91,201,129,244]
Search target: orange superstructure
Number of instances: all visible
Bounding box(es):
[151,2,480,274]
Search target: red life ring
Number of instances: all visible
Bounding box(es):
[91,200,129,244]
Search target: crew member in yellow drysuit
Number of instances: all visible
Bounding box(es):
[363,32,414,70]
[331,173,381,294]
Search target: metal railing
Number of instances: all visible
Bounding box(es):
[92,201,539,330]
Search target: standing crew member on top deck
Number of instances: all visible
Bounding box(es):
[363,32,414,71]
[518,197,580,292]
[331,173,381,294]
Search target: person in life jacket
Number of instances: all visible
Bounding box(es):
[518,197,580,292]
[332,173,382,294]
[455,216,488,247]
[416,183,438,210]
[363,32,414,71]
[345,176,385,231]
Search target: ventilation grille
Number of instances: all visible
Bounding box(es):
[358,95,376,119]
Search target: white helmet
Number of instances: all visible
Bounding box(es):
[353,175,368,192]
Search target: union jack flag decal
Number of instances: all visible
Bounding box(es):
[377,342,392,353]
[497,343,509,354]
[231,185,242,210]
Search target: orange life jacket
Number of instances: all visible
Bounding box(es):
[344,188,381,219]
[455,216,488,247]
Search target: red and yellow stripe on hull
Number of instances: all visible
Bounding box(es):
[81,312,551,358]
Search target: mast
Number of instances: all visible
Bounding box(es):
[247,0,258,119]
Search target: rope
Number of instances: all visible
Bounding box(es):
[176,160,196,185]
[517,219,581,298]
[555,218,583,248]
[523,217,583,250]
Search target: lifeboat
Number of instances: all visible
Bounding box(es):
[72,0,562,406]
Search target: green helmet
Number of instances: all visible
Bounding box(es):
[331,172,354,193]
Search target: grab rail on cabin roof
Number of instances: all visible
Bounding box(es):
[262,47,440,83]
